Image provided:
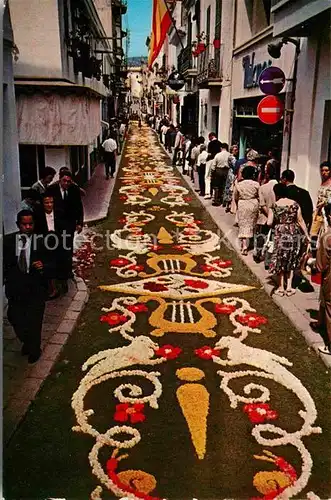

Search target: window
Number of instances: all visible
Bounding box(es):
[206,6,211,43]
[19,145,45,192]
[187,13,192,48]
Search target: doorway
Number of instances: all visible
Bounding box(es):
[211,106,219,138]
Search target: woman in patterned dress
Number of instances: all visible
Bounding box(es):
[268,183,310,297]
[233,165,260,255]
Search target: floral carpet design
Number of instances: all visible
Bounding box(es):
[70,127,327,500]
[4,126,330,500]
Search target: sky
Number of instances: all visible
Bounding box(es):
[126,0,152,57]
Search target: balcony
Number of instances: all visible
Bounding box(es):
[177,45,197,77]
[196,44,223,87]
[112,0,127,16]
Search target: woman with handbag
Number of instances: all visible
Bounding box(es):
[268,183,310,296]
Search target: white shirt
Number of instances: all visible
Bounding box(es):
[211,150,231,170]
[17,234,31,273]
[60,187,68,200]
[175,131,183,148]
[102,138,117,152]
[197,150,209,166]
[119,124,126,136]
[46,211,55,232]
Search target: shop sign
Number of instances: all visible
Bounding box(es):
[167,71,185,91]
[242,52,272,89]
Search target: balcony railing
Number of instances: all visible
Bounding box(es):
[196,43,223,86]
[177,45,197,76]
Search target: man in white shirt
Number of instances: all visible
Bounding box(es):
[211,142,231,206]
[118,123,126,153]
[197,145,209,197]
[102,134,118,179]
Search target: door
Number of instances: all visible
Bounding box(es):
[211,106,219,138]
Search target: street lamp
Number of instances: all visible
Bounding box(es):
[268,37,301,170]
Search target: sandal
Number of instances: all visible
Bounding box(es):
[274,289,285,297]
[286,288,296,297]
[242,249,248,256]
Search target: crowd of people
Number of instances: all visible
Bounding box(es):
[147,115,331,355]
[4,167,84,363]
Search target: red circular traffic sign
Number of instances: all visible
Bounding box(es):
[257,95,284,125]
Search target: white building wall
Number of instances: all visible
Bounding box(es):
[219,0,235,144]
[289,32,331,203]
[45,147,68,178]
[10,0,63,78]
[3,50,22,233]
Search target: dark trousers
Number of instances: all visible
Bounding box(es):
[198,164,206,196]
[172,147,180,166]
[105,152,116,177]
[7,299,45,355]
[212,168,229,205]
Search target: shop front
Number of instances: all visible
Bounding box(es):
[231,36,296,161]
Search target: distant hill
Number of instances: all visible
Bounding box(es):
[127,56,148,67]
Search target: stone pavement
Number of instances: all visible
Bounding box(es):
[83,156,122,223]
[159,137,331,369]
[3,277,88,444]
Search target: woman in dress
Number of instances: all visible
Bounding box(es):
[268,183,310,297]
[223,144,238,212]
[233,165,260,255]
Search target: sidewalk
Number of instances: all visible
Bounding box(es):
[83,156,122,223]
[3,154,122,444]
[158,137,331,368]
[3,278,88,444]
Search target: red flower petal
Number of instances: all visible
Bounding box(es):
[130,412,146,424]
[127,304,148,313]
[195,346,220,359]
[143,282,168,292]
[114,411,129,422]
[155,345,182,359]
[184,279,209,289]
[215,304,236,314]
[128,264,144,271]
[110,258,131,267]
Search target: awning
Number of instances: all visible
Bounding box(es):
[16,91,101,145]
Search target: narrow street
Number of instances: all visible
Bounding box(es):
[4,125,331,499]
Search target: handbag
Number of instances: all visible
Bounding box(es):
[262,228,274,258]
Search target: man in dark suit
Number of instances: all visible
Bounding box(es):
[35,191,68,298]
[3,210,48,363]
[48,169,84,289]
[205,132,222,199]
[280,169,313,231]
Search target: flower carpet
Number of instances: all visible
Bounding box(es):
[4,126,331,500]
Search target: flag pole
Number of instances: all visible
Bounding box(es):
[163,0,185,51]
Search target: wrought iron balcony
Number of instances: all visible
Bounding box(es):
[177,45,197,77]
[196,43,223,87]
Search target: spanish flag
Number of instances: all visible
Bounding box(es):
[148,0,172,68]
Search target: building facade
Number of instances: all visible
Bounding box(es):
[9,0,126,197]
[3,2,22,234]
[148,0,330,201]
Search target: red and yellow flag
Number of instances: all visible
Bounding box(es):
[148,0,172,68]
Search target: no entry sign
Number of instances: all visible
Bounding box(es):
[257,95,284,125]
[259,66,286,95]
